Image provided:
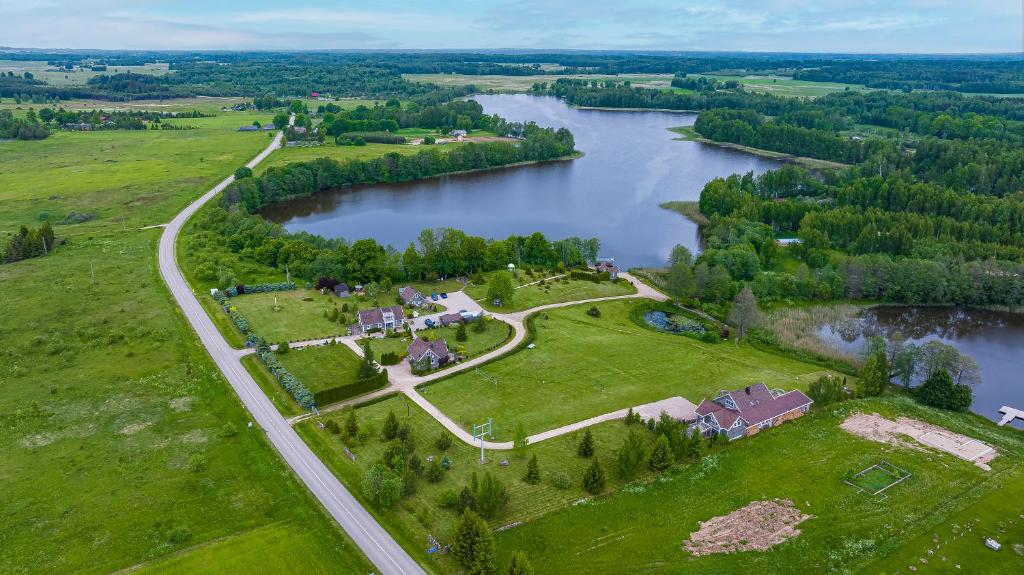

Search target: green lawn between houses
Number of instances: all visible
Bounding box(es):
[464,270,637,312]
[278,343,364,394]
[0,102,372,573]
[296,393,667,574]
[422,299,837,439]
[494,395,1024,574]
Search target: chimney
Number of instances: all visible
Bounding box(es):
[744,386,750,395]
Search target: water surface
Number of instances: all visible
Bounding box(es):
[817,306,1024,428]
[262,94,782,267]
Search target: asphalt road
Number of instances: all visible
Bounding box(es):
[157,123,427,575]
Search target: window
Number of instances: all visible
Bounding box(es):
[759,421,771,430]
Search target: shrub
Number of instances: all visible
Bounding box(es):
[649,434,675,471]
[507,551,535,575]
[456,323,468,342]
[234,166,253,179]
[427,458,444,483]
[475,473,510,518]
[437,488,459,509]
[617,430,646,479]
[586,306,601,318]
[219,422,239,437]
[582,459,606,494]
[808,374,845,407]
[382,410,399,440]
[256,347,315,409]
[277,341,290,354]
[344,410,359,438]
[550,471,570,489]
[917,369,973,412]
[435,431,453,451]
[522,454,541,485]
[324,419,341,434]
[187,453,208,473]
[363,463,403,508]
[577,429,595,458]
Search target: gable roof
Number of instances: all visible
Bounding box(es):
[439,313,463,325]
[357,305,404,326]
[696,383,812,428]
[399,286,424,303]
[407,337,449,360]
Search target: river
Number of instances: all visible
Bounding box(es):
[262,94,782,267]
[817,306,1024,428]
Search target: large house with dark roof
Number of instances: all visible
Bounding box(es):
[693,383,812,441]
[356,306,404,334]
[407,337,450,369]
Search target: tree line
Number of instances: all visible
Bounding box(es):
[3,222,56,264]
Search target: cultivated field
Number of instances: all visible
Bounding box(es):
[403,73,676,93]
[0,59,170,87]
[422,299,835,438]
[687,74,868,98]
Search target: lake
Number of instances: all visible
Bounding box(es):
[817,306,1024,428]
[262,94,782,267]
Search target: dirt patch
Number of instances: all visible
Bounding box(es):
[682,499,811,556]
[840,413,997,470]
[182,429,207,445]
[170,397,193,412]
[118,422,152,435]
[20,433,55,449]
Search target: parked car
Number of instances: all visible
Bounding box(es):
[431,293,439,301]
[440,292,448,299]
[425,318,435,328]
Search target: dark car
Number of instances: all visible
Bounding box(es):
[440,292,448,299]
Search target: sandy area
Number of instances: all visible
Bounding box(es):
[840,413,998,471]
[682,499,811,556]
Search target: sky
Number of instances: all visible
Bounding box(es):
[1,0,1021,54]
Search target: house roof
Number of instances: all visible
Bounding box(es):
[333,283,349,293]
[407,337,449,360]
[439,313,463,325]
[399,286,423,303]
[696,383,813,428]
[357,305,404,326]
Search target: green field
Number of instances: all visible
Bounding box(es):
[297,393,666,573]
[259,141,426,172]
[0,111,274,234]
[422,299,835,439]
[465,272,637,312]
[495,395,1024,573]
[688,74,868,98]
[228,289,350,343]
[0,59,170,87]
[279,344,364,393]
[0,108,371,572]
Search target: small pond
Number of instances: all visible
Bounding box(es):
[643,310,706,335]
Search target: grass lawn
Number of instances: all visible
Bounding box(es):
[495,395,1024,573]
[242,355,305,418]
[438,317,513,357]
[0,109,371,573]
[422,299,837,439]
[296,394,666,574]
[228,289,350,343]
[258,141,425,172]
[365,334,417,360]
[465,271,637,312]
[278,344,363,393]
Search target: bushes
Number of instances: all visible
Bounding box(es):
[224,282,297,297]
[570,269,610,283]
[808,374,846,407]
[379,351,402,365]
[312,370,388,406]
[917,369,973,412]
[582,460,606,494]
[586,306,601,318]
[256,346,316,409]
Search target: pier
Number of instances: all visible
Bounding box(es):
[997,406,1024,427]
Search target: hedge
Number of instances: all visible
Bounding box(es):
[226,280,299,294]
[314,370,389,406]
[257,346,316,409]
[569,269,610,283]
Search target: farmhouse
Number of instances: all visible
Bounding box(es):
[451,129,467,141]
[693,383,812,441]
[356,306,404,334]
[407,337,450,369]
[590,258,620,279]
[398,286,427,307]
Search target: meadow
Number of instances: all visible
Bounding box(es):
[464,271,637,312]
[0,59,170,87]
[0,106,372,573]
[422,299,836,439]
[279,343,364,394]
[687,74,868,98]
[495,395,1024,573]
[297,393,667,574]
[403,73,675,93]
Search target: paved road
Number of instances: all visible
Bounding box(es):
[157,120,426,575]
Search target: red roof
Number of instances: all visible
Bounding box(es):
[695,383,812,428]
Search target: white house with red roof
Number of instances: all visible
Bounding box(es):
[693,383,812,441]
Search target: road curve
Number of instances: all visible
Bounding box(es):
[157,124,426,575]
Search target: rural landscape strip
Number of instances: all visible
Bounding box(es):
[158,116,425,575]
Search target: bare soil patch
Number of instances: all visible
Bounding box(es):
[840,413,998,470]
[682,499,811,556]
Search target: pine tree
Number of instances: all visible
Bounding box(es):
[476,473,509,518]
[649,434,675,471]
[624,407,636,425]
[452,509,496,575]
[522,454,541,485]
[344,409,359,439]
[582,459,606,494]
[507,551,534,575]
[617,430,646,479]
[456,322,468,341]
[577,428,595,458]
[382,410,399,440]
[858,351,890,397]
[427,458,444,483]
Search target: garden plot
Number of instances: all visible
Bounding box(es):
[844,461,911,497]
[682,499,812,556]
[840,413,998,470]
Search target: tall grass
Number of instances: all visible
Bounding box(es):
[764,304,864,365]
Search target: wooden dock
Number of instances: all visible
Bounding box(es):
[997,406,1024,426]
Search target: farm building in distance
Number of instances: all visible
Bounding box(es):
[693,383,812,441]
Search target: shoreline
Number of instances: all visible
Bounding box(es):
[668,125,849,170]
[572,105,700,113]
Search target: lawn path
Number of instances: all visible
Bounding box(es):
[287,272,674,452]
